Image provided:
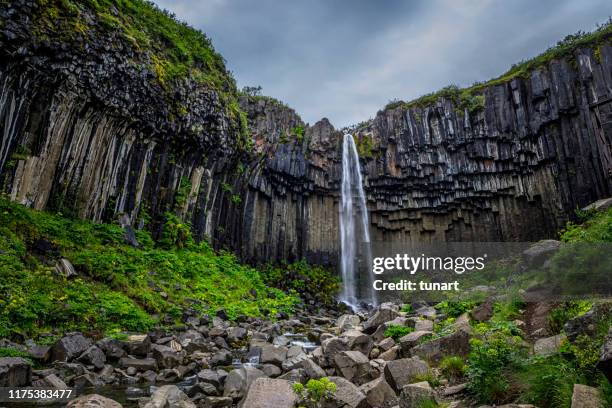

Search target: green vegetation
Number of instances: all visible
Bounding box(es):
[383,324,414,341]
[385,18,612,114]
[293,377,337,408]
[434,300,476,318]
[0,195,298,339]
[261,260,340,307]
[352,134,377,158]
[439,356,466,382]
[548,301,592,334]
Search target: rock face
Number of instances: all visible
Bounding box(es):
[1,1,612,269]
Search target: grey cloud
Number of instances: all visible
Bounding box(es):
[154,0,610,127]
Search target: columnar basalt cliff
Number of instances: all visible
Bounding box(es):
[1,1,611,268]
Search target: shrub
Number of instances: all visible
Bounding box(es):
[440,356,466,381]
[435,301,476,318]
[293,377,336,408]
[384,325,414,341]
[548,301,592,334]
[467,331,525,403]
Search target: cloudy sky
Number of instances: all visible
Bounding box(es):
[154,0,610,127]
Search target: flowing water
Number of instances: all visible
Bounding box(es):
[340,134,376,308]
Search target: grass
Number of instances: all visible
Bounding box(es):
[385,18,612,113]
[28,0,251,147]
[383,324,414,341]
[0,195,298,339]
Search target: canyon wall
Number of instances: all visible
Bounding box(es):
[1,1,611,268]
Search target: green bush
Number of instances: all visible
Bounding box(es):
[435,300,477,318]
[293,377,337,408]
[467,331,526,403]
[548,301,592,334]
[439,356,466,381]
[384,325,414,341]
[261,260,339,306]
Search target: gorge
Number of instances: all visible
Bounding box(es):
[0,0,611,271]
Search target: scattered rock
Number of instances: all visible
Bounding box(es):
[596,328,612,382]
[410,328,471,363]
[77,345,107,370]
[359,376,397,408]
[119,357,158,371]
[471,299,494,322]
[52,333,93,362]
[223,366,265,401]
[334,350,372,385]
[399,381,436,408]
[363,308,399,334]
[327,376,368,408]
[144,384,195,408]
[67,394,122,408]
[522,240,561,268]
[0,357,31,387]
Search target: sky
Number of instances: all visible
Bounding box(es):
[154,0,611,127]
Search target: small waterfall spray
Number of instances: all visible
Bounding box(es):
[340,134,376,308]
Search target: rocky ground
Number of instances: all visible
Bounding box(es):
[1,297,610,408]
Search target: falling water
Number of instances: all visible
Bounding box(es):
[340,134,375,308]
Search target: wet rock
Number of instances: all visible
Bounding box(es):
[359,376,397,408]
[384,357,429,392]
[67,394,122,408]
[120,357,158,372]
[399,381,436,408]
[240,378,297,408]
[52,333,93,362]
[337,314,361,331]
[0,357,31,387]
[77,345,107,370]
[570,384,603,408]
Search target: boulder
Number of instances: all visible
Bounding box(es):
[337,314,361,330]
[144,384,195,408]
[67,394,122,408]
[210,350,232,366]
[27,344,51,362]
[410,328,471,363]
[124,334,151,356]
[201,396,232,407]
[399,382,436,408]
[96,338,126,360]
[152,344,185,369]
[471,299,494,322]
[399,331,433,355]
[383,357,429,392]
[564,304,611,342]
[522,240,561,268]
[534,334,566,356]
[52,333,93,362]
[197,369,225,388]
[43,373,68,389]
[376,337,395,352]
[334,351,372,385]
[378,345,400,361]
[414,319,434,332]
[227,327,248,343]
[326,376,368,408]
[0,357,31,387]
[260,344,288,367]
[223,366,265,401]
[240,378,297,408]
[359,376,397,408]
[363,308,399,334]
[596,328,612,382]
[570,384,603,408]
[119,357,158,371]
[342,330,374,356]
[321,337,349,365]
[77,345,107,370]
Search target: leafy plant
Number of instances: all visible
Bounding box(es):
[293,377,337,408]
[435,301,477,318]
[439,356,466,382]
[548,301,592,334]
[384,325,414,341]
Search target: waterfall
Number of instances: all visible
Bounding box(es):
[340,134,376,308]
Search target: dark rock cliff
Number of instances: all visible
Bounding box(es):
[1,1,611,268]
